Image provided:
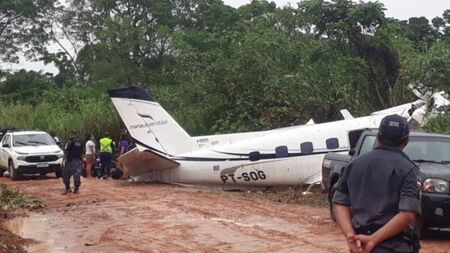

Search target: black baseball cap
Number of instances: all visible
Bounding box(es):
[378,114,409,141]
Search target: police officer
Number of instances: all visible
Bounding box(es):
[63,131,83,194]
[332,114,421,253]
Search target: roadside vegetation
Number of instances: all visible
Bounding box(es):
[0,184,44,211]
[0,0,449,141]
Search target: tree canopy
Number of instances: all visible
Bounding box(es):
[1,0,449,139]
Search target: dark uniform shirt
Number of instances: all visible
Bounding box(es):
[332,145,421,250]
[65,139,83,162]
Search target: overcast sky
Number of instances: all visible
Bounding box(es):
[3,0,450,74]
[225,0,450,20]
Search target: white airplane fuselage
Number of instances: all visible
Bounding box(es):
[109,86,448,187]
[122,111,385,186]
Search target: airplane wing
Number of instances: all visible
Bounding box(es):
[117,147,179,177]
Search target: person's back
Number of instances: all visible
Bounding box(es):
[343,146,419,231]
[99,133,113,179]
[332,114,421,253]
[119,136,130,156]
[62,131,83,194]
[99,136,113,154]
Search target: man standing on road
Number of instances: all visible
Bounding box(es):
[63,131,83,194]
[333,114,421,253]
[99,132,114,179]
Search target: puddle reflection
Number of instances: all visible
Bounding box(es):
[5,214,62,253]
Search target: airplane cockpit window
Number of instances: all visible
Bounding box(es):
[275,146,289,158]
[326,138,339,150]
[249,151,261,161]
[300,142,313,155]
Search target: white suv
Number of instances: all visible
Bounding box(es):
[0,130,64,180]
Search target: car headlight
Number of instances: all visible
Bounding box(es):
[422,178,449,193]
[17,156,27,161]
[53,150,64,158]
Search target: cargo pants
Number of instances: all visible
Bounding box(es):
[63,159,82,189]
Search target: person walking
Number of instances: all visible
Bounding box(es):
[62,131,83,194]
[333,114,421,253]
[99,132,114,179]
[84,133,96,178]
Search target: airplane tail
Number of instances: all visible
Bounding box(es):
[108,86,192,155]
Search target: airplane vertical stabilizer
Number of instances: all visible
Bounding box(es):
[108,86,192,155]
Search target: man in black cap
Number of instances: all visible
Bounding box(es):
[333,114,421,253]
[62,131,83,194]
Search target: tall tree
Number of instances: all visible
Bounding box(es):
[0,0,56,64]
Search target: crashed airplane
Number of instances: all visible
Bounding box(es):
[108,86,449,187]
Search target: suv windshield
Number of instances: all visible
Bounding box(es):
[13,134,55,147]
[359,135,450,163]
[404,137,450,163]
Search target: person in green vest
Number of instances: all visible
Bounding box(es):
[99,132,114,179]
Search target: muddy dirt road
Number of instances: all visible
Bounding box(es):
[1,177,450,253]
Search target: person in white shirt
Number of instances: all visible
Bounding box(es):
[84,134,96,178]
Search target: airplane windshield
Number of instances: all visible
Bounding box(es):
[13,134,55,147]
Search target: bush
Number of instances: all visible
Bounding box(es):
[0,184,43,210]
[424,114,450,135]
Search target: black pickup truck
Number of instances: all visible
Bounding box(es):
[322,129,450,229]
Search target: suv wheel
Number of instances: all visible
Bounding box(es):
[9,161,20,180]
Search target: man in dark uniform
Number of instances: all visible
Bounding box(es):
[63,131,83,194]
[333,114,421,253]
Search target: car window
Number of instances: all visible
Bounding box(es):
[2,135,11,146]
[358,135,377,155]
[13,134,55,147]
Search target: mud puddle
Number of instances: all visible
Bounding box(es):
[6,213,66,253]
[5,212,99,253]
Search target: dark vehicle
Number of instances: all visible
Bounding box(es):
[323,129,450,229]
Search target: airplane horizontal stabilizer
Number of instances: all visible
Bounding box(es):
[340,109,354,120]
[117,148,179,177]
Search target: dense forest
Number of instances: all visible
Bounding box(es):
[0,0,449,141]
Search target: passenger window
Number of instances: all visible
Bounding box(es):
[358,136,376,155]
[275,146,288,158]
[326,138,339,149]
[249,151,260,161]
[300,142,313,155]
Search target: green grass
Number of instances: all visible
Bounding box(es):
[0,184,43,211]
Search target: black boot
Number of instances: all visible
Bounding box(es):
[62,188,71,195]
[73,186,79,194]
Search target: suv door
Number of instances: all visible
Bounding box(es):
[0,134,11,168]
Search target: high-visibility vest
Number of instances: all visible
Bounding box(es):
[99,137,113,153]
